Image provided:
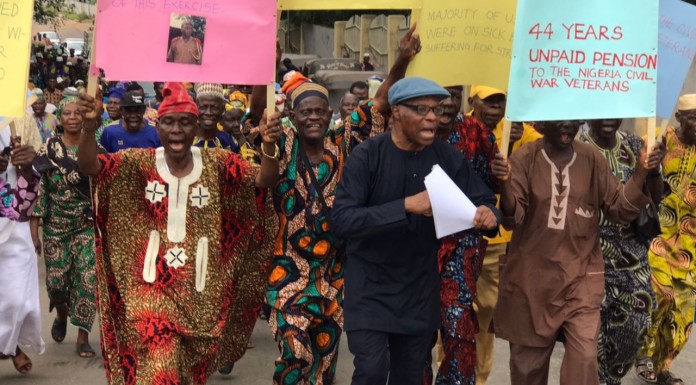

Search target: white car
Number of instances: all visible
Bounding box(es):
[64,38,85,56]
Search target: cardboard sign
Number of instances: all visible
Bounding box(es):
[657,0,696,118]
[277,0,420,10]
[96,0,276,84]
[0,0,34,118]
[506,0,659,121]
[406,0,517,89]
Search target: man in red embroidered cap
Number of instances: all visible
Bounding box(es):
[75,83,282,384]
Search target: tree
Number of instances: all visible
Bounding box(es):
[34,0,69,26]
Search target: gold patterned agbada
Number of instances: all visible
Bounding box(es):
[94,147,275,385]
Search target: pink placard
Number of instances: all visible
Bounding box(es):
[95,0,276,84]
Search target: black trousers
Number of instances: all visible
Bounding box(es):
[348,330,432,385]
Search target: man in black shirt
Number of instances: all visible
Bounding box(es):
[332,77,500,385]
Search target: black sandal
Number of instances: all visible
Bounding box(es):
[657,371,684,385]
[76,343,95,358]
[635,357,657,383]
[51,318,67,343]
[11,347,32,374]
[218,363,234,375]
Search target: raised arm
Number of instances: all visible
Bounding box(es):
[254,110,281,188]
[374,23,421,114]
[76,93,103,176]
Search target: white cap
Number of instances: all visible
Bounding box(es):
[678,94,696,111]
[56,56,63,62]
[364,53,370,57]
[56,76,63,83]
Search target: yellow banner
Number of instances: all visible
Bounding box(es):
[278,0,420,10]
[406,0,516,90]
[0,0,33,118]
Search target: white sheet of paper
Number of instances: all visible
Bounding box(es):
[424,165,477,239]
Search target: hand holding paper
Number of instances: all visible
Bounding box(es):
[405,190,432,217]
[424,165,478,239]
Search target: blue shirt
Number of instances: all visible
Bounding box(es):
[99,120,161,153]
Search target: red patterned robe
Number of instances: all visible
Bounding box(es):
[93,147,275,385]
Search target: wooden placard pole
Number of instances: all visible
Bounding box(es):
[6,92,38,144]
[266,9,283,117]
[657,118,669,140]
[500,120,512,158]
[646,116,656,155]
[86,3,99,99]
[8,121,17,140]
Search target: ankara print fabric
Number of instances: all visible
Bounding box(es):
[642,127,696,372]
[579,129,655,385]
[266,125,345,385]
[424,115,497,385]
[0,175,39,221]
[33,139,100,331]
[344,101,386,154]
[266,125,345,326]
[93,147,276,385]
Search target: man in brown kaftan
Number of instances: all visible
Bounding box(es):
[490,120,663,385]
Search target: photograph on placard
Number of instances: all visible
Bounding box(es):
[166,14,206,65]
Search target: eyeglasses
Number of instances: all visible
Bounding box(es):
[400,103,445,117]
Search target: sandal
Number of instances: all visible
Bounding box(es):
[76,342,95,358]
[51,318,67,343]
[635,357,657,383]
[11,347,32,374]
[218,363,234,375]
[657,371,684,385]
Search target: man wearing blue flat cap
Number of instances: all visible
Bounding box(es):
[332,77,500,385]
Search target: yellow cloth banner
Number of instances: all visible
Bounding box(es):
[406,0,516,89]
[0,0,33,118]
[278,0,420,10]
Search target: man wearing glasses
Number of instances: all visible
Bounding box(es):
[332,77,500,385]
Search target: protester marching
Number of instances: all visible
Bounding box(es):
[1,0,696,385]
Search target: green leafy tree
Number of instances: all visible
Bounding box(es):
[34,0,69,25]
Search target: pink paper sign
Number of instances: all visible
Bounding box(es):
[96,0,276,84]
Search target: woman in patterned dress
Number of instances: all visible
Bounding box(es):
[30,97,102,358]
[579,119,664,385]
[639,95,696,385]
[266,82,346,385]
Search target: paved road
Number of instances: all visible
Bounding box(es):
[0,257,693,384]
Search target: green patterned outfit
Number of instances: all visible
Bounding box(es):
[266,125,346,385]
[33,138,98,331]
[579,129,656,385]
